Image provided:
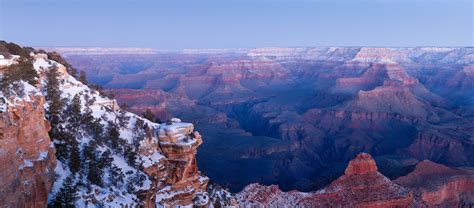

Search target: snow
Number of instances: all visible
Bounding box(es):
[141,152,164,168]
[0,54,18,67]
[33,57,52,71]
[158,120,194,143]
[48,161,72,202]
[22,81,40,96]
[19,160,34,170]
[0,79,40,107]
[112,155,135,174]
[170,118,181,123]
[20,52,207,207]
[37,151,48,161]
[0,97,6,112]
[155,186,197,207]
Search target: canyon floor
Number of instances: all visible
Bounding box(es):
[60,47,474,192]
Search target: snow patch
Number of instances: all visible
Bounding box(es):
[37,151,48,161]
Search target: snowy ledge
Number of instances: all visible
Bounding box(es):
[158,118,200,146]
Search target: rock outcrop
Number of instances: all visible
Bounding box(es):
[395,160,474,206]
[237,153,413,207]
[238,153,474,207]
[139,118,210,207]
[344,152,378,175]
[0,95,56,207]
[0,43,238,207]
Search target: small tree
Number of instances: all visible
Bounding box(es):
[84,142,103,187]
[123,144,138,167]
[106,122,122,151]
[0,58,38,95]
[110,165,124,187]
[46,65,64,129]
[50,176,78,207]
[79,70,88,85]
[47,51,77,78]
[68,94,82,129]
[69,142,81,174]
[141,109,156,122]
[52,130,75,162]
[116,110,130,128]
[99,150,113,170]
[17,58,38,86]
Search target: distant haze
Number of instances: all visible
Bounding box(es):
[1,0,472,49]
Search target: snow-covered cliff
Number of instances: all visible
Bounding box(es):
[0,42,236,207]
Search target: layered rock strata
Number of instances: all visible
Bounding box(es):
[237,153,413,207]
[395,160,474,206]
[0,95,56,207]
[140,118,209,207]
[238,153,474,207]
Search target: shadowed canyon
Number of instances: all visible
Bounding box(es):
[59,47,474,193]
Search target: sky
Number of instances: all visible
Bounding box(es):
[0,0,472,49]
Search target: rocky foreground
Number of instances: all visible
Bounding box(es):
[0,43,234,207]
[237,153,474,207]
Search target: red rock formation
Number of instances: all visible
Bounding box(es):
[238,153,414,207]
[344,152,378,175]
[335,64,387,92]
[406,130,469,166]
[0,95,56,207]
[239,153,474,207]
[139,118,209,207]
[395,160,474,206]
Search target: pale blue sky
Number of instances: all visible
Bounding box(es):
[0,0,472,49]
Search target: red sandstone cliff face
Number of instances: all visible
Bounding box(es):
[0,95,56,207]
[237,153,413,207]
[139,118,210,207]
[395,160,474,207]
[238,153,474,207]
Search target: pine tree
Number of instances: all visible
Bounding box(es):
[124,144,138,167]
[47,51,78,78]
[17,57,38,86]
[143,124,154,140]
[69,142,81,174]
[110,164,124,187]
[53,129,75,162]
[116,110,130,128]
[134,118,145,133]
[45,65,64,129]
[50,176,78,207]
[79,70,88,85]
[69,67,78,79]
[99,150,113,170]
[84,142,103,187]
[68,94,82,129]
[213,200,223,208]
[0,58,38,95]
[106,122,122,151]
[90,118,104,139]
[141,109,156,122]
[5,42,29,57]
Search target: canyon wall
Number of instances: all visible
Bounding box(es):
[0,95,56,207]
[237,153,474,207]
[0,43,237,207]
[63,47,474,192]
